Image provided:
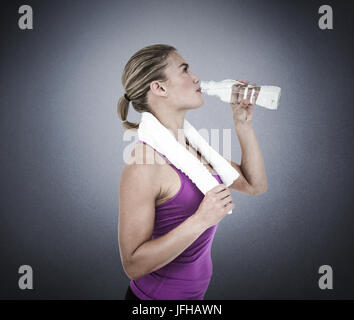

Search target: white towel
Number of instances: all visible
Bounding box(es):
[137,111,239,214]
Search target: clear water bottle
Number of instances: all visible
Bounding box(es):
[200,79,281,110]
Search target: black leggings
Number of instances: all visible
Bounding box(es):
[124,285,140,300]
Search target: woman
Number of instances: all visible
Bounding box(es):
[117,44,268,300]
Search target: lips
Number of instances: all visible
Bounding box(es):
[196,87,201,92]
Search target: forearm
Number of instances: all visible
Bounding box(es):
[127,213,206,280]
[235,123,267,191]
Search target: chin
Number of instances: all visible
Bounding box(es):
[188,102,204,110]
[196,98,205,108]
[194,96,205,107]
[183,97,205,110]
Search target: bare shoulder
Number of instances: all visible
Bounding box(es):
[120,142,163,198]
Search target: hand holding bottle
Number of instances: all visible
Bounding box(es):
[200,79,281,110]
[230,80,260,124]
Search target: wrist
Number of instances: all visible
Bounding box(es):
[190,211,208,233]
[234,121,253,132]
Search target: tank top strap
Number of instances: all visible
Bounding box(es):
[136,140,175,167]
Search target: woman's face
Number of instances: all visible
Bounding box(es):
[161,51,204,109]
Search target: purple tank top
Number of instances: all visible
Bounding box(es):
[129,140,222,300]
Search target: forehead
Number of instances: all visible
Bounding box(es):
[166,51,186,69]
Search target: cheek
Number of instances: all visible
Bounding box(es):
[171,80,194,100]
[182,82,193,93]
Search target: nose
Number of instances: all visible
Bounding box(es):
[192,72,200,84]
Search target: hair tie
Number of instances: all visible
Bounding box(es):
[122,119,128,123]
[124,93,131,102]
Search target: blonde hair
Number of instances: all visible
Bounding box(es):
[117,44,177,130]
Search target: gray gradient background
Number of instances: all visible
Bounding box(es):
[1,0,353,299]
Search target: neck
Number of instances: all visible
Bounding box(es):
[152,109,187,142]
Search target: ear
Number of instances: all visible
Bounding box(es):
[150,80,167,98]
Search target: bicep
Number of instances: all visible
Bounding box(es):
[118,163,160,266]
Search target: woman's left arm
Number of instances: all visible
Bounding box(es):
[226,80,268,195]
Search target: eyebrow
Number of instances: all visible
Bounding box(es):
[178,63,189,69]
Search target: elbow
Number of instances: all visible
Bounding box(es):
[123,263,139,281]
[122,256,136,280]
[122,258,145,281]
[123,267,137,281]
[251,184,268,195]
[127,273,140,282]
[122,262,133,280]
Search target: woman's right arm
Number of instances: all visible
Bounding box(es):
[118,144,235,281]
[118,160,208,281]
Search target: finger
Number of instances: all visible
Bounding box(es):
[231,85,239,104]
[244,84,250,102]
[222,196,233,206]
[218,189,231,200]
[246,86,252,103]
[212,184,227,193]
[254,87,260,103]
[238,86,246,103]
[223,201,235,210]
[238,85,246,103]
[249,84,257,103]
[222,195,232,203]
[236,85,243,104]
[240,96,249,106]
